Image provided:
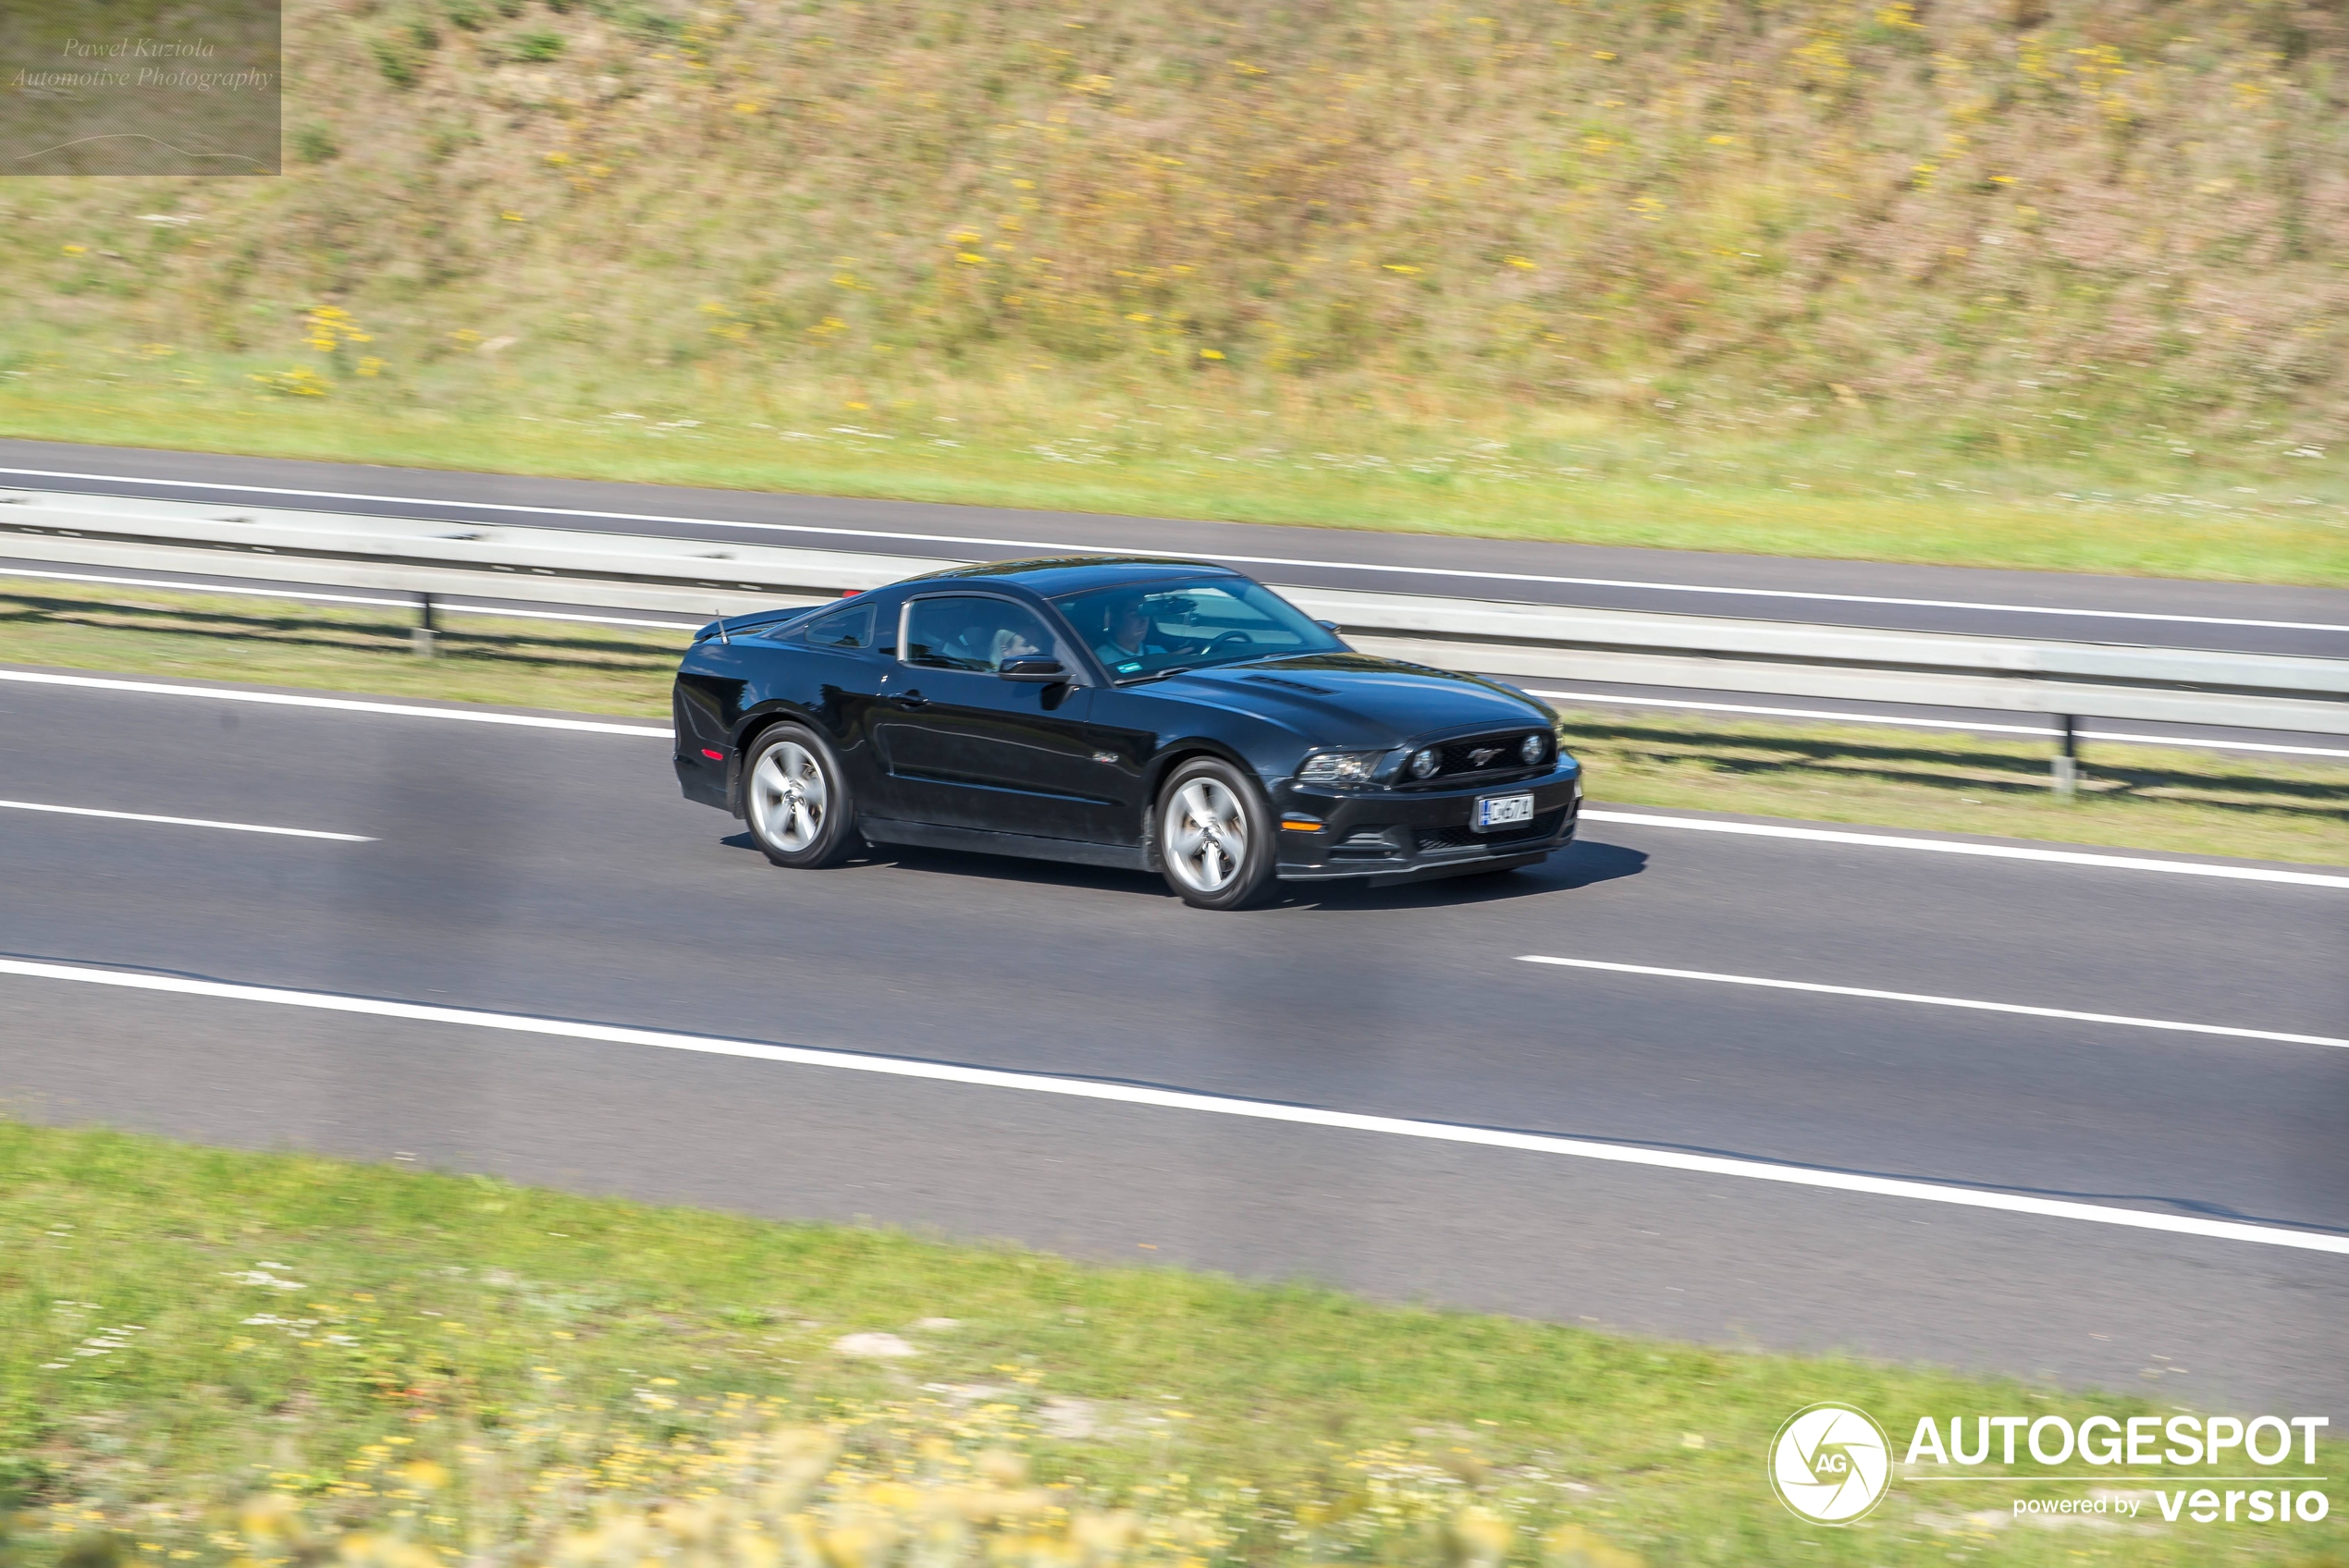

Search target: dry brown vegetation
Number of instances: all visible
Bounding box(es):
[2,0,2343,573]
[13,0,2348,435]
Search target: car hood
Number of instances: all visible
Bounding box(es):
[1142,653,1552,750]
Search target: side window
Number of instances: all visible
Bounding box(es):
[800,599,874,650]
[903,595,1064,673]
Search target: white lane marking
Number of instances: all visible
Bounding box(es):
[1526,687,2349,759]
[0,669,672,736]
[1515,955,2348,1049]
[0,799,372,841]
[2035,729,2349,757]
[8,466,2345,635]
[1579,809,2349,889]
[2,954,2343,1256]
[0,567,703,631]
[9,668,2343,887]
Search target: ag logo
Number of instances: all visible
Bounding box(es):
[1768,1403,1892,1525]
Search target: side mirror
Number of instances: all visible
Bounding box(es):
[999,655,1068,683]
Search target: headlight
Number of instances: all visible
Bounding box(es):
[1408,747,1440,779]
[1297,750,1382,783]
[1519,732,1546,765]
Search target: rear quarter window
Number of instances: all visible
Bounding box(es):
[799,599,876,650]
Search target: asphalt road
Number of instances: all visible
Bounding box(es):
[3,673,2343,1412]
[6,436,2346,656]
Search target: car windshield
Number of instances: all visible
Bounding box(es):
[1054,577,1344,681]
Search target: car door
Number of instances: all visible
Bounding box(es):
[784,595,896,799]
[874,593,1125,840]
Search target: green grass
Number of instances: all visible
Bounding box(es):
[3,1121,2342,1568]
[6,576,2343,866]
[5,383,2345,586]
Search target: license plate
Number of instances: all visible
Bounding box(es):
[1474,792,1535,831]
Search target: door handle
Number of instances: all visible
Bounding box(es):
[892,690,928,709]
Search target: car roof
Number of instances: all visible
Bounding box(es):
[904,556,1247,597]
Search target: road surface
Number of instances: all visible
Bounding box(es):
[3,668,2342,1411]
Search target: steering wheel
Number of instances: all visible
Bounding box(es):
[1204,630,1257,654]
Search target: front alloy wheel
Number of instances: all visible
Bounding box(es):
[744,723,858,868]
[1156,756,1275,910]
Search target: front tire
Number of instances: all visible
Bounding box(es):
[1155,756,1276,910]
[743,723,859,868]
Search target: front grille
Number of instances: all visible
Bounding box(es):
[1430,730,1546,781]
[1414,808,1567,854]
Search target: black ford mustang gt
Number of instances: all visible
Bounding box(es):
[671,557,1582,909]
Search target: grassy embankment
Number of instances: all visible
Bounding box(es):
[6,578,2343,866]
[2,0,2344,581]
[6,1121,2343,1568]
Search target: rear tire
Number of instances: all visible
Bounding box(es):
[1154,756,1277,910]
[743,723,859,869]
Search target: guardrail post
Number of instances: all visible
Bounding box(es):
[412,592,437,658]
[2052,714,2078,797]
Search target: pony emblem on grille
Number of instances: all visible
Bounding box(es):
[1469,746,1504,767]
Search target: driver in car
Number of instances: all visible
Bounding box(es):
[1091,592,1188,670]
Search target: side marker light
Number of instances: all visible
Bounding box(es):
[701,748,725,761]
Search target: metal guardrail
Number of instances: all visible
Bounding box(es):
[6,487,2346,791]
[0,487,922,617]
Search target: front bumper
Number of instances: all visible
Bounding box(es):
[1269,766,1581,882]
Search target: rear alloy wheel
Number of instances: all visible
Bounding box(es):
[1155,756,1276,910]
[744,723,858,868]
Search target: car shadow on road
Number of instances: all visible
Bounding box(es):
[719,830,1168,899]
[720,829,1648,912]
[1285,838,1648,912]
